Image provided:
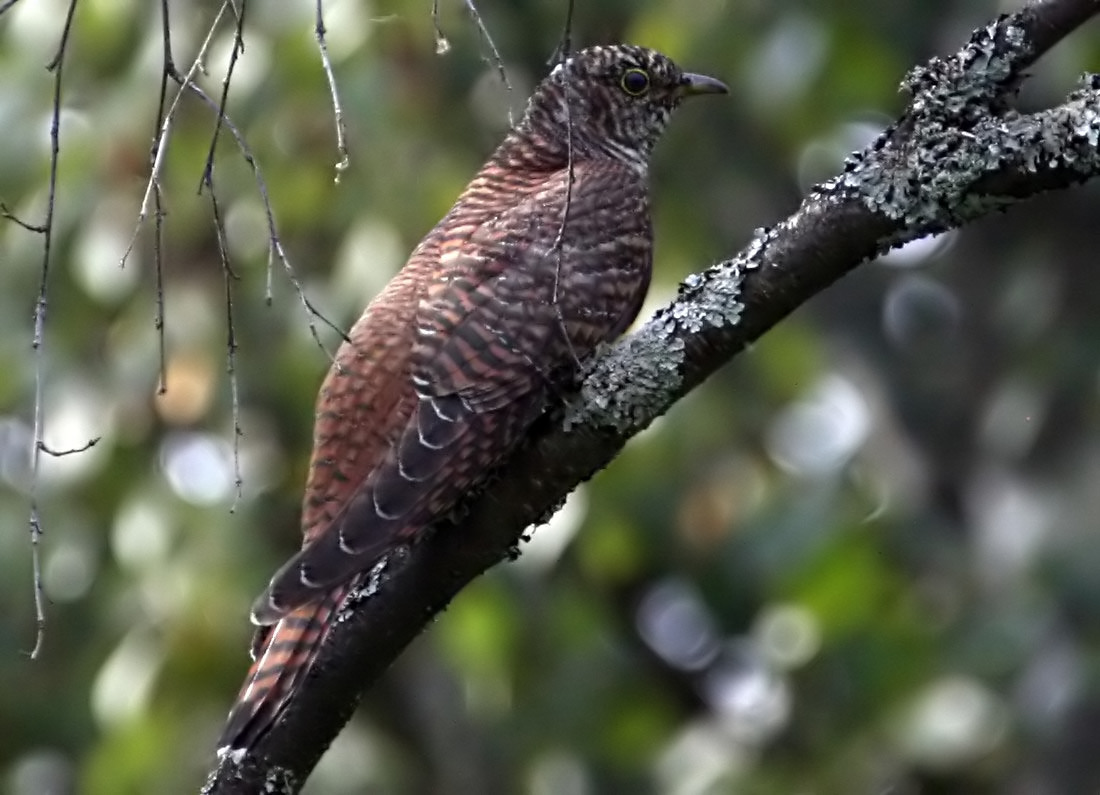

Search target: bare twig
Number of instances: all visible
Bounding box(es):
[208,185,245,509]
[0,204,47,233]
[314,0,350,180]
[152,196,167,394]
[550,0,576,65]
[195,0,247,509]
[26,510,46,657]
[428,0,510,116]
[150,0,175,394]
[197,0,245,205]
[176,0,345,357]
[120,1,230,275]
[430,0,451,54]
[549,70,580,370]
[179,75,349,354]
[39,438,100,456]
[462,0,513,123]
[24,0,81,661]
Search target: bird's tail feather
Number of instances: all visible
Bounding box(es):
[217,583,350,753]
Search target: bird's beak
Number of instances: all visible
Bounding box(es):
[678,72,729,97]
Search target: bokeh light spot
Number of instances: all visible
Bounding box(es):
[159,432,236,505]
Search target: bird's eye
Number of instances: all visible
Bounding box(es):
[620,68,650,96]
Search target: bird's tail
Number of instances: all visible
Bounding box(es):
[217,584,350,754]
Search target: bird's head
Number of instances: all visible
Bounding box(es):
[519,44,728,168]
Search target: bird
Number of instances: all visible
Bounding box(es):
[218,43,727,753]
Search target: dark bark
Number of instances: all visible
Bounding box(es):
[203,0,1100,791]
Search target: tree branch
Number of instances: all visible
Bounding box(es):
[203,0,1100,791]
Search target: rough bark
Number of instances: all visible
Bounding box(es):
[203,0,1100,791]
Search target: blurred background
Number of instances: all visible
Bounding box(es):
[2,0,1100,792]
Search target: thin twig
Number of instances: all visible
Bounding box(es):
[126,0,226,395]
[549,68,580,370]
[315,0,350,181]
[179,76,350,354]
[25,0,81,661]
[119,0,230,272]
[0,0,25,15]
[195,0,246,509]
[150,0,175,394]
[39,437,100,456]
[199,0,244,186]
[550,0,576,65]
[0,204,47,233]
[430,0,451,54]
[547,0,578,353]
[152,192,167,394]
[207,184,244,510]
[180,0,346,355]
[462,0,513,124]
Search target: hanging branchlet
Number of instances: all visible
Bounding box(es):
[6,0,83,661]
[314,0,350,181]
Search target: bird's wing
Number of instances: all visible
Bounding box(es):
[251,182,556,619]
[298,260,433,549]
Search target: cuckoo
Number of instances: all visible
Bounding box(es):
[218,43,727,752]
